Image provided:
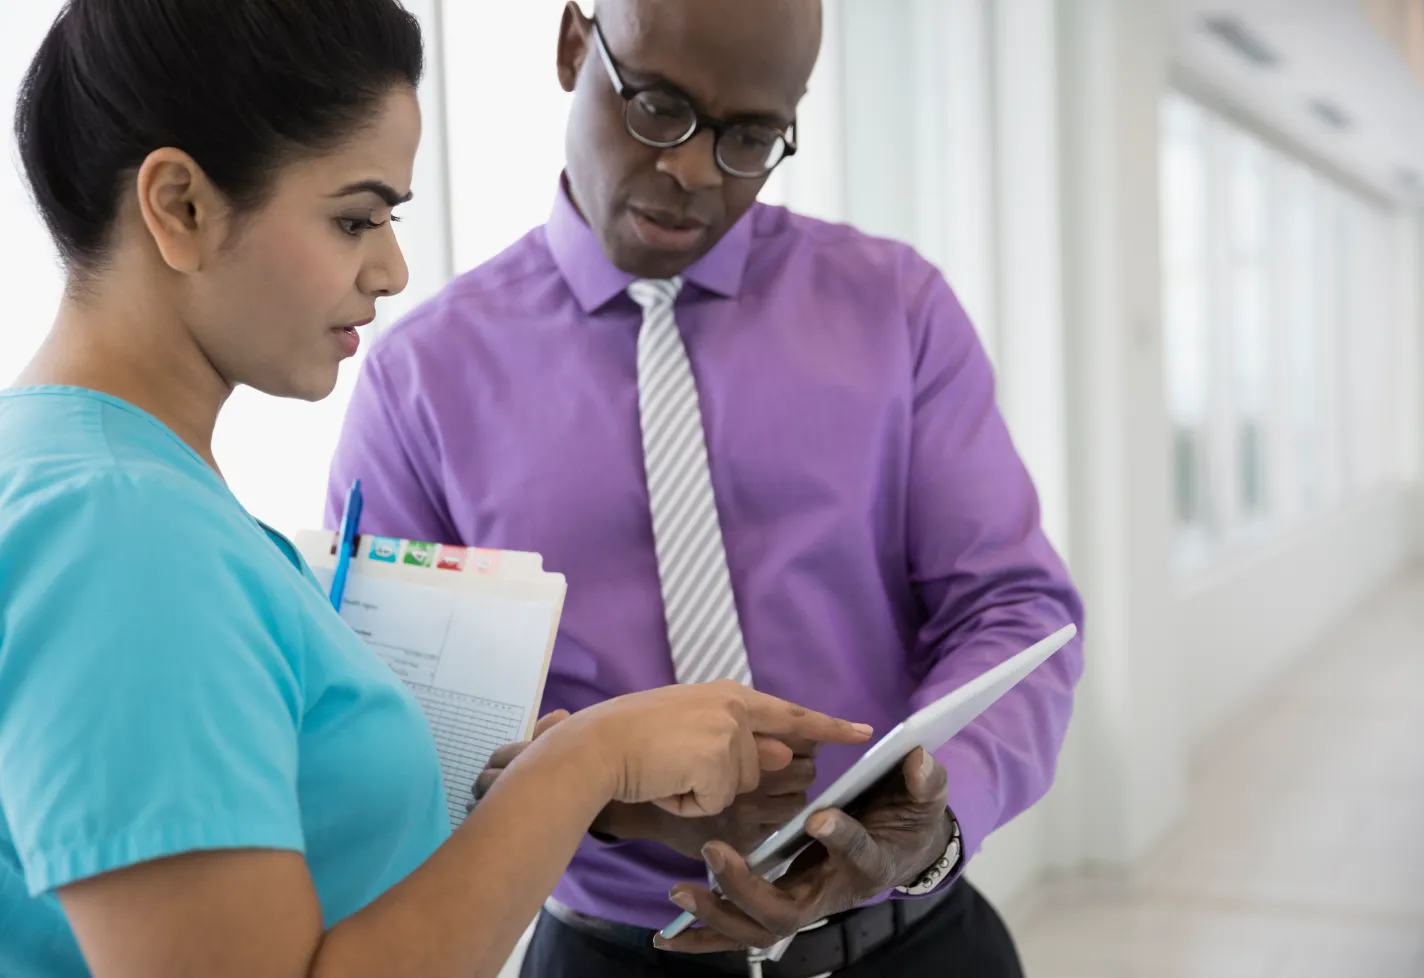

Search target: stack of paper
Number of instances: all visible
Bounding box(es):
[297,532,567,829]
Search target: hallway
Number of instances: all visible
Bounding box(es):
[1013,567,1424,977]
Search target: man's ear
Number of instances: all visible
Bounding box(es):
[556,1,593,93]
[133,147,227,274]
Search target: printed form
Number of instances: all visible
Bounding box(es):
[313,566,559,828]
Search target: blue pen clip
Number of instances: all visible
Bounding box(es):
[329,478,364,611]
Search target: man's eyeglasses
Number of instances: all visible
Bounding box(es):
[591,19,797,179]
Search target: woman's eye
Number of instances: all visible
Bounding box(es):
[338,217,389,237]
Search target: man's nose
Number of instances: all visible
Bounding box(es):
[655,129,724,194]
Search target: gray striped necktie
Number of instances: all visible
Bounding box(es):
[629,277,752,687]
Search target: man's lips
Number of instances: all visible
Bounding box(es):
[631,206,709,231]
[628,207,711,251]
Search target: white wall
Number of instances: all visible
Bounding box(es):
[1177,489,1418,745]
[1033,0,1424,907]
[1055,0,1188,875]
[1408,213,1424,555]
[440,0,570,273]
[0,1,65,383]
[381,0,454,324]
[758,0,846,222]
[835,0,1002,357]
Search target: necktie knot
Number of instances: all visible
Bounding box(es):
[628,277,684,313]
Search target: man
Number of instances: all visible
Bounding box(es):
[326,0,1084,975]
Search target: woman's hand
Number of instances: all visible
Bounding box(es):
[537,681,872,818]
[591,739,820,859]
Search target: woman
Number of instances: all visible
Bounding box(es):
[0,3,872,977]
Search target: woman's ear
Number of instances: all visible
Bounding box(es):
[133,148,228,274]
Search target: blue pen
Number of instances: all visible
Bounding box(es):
[329,478,364,611]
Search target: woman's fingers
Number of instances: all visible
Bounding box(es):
[740,690,873,746]
[754,735,794,772]
[737,726,763,796]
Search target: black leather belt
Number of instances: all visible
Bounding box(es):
[543,883,957,977]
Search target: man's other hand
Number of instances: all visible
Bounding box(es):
[653,748,955,954]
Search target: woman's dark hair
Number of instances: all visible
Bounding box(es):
[14,0,424,272]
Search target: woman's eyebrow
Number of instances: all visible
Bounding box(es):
[330,180,414,207]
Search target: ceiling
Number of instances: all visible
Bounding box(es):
[1167,0,1424,203]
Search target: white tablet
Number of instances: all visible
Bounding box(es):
[658,622,1077,940]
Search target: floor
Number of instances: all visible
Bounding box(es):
[1012,568,1424,978]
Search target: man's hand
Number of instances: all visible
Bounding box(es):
[653,748,955,954]
[467,710,570,812]
[594,740,821,859]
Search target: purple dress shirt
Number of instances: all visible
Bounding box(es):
[325,185,1085,929]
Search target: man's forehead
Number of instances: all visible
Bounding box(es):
[596,0,820,48]
[595,0,821,112]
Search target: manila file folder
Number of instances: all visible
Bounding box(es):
[296,531,567,829]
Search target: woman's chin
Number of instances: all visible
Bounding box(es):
[301,370,342,403]
[251,366,340,404]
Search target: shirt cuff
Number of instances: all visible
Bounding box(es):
[932,740,1000,874]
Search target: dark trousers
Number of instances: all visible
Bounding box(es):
[519,881,1025,978]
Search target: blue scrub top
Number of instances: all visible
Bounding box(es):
[0,387,452,978]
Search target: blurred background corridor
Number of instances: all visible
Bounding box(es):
[1015,569,1424,976]
[3,1,1420,975]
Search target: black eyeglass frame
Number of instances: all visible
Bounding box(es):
[590,19,798,179]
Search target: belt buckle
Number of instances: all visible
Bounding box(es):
[747,956,834,978]
[746,942,780,977]
[747,917,833,978]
